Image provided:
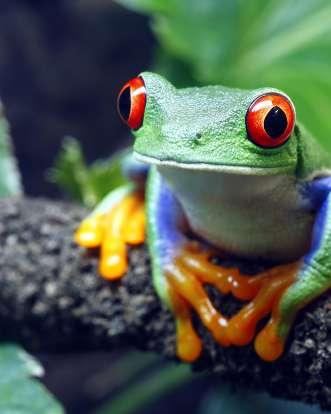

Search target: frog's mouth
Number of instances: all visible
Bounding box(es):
[134,152,294,176]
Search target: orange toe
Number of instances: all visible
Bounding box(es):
[172,290,202,362]
[75,215,104,248]
[255,319,285,362]
[177,326,202,362]
[100,240,128,280]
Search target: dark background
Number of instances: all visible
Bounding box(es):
[0,0,154,197]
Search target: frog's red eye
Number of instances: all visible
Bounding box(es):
[117,76,146,130]
[245,93,295,148]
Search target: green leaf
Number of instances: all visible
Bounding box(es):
[88,154,127,205]
[50,137,127,207]
[117,0,331,153]
[0,109,22,197]
[0,344,64,414]
[49,137,96,207]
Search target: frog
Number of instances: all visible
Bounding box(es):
[75,72,331,362]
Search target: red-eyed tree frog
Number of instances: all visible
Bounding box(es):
[75,72,331,363]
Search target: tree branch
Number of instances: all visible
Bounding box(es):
[1,197,331,409]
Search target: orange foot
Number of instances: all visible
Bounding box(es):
[226,261,300,361]
[164,243,300,362]
[75,191,145,279]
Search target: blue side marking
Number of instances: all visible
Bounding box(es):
[153,175,185,266]
[303,176,331,266]
[302,176,331,208]
[304,195,330,265]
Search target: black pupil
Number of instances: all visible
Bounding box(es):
[118,86,131,120]
[264,106,287,138]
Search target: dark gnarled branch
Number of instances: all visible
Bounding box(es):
[1,197,331,410]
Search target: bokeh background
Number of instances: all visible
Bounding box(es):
[2,1,153,197]
[1,0,331,413]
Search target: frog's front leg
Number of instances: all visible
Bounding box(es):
[147,168,272,361]
[75,152,148,279]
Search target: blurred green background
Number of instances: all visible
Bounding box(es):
[0,0,330,413]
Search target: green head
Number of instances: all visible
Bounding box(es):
[117,72,329,177]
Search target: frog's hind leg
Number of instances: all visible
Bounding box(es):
[75,152,148,280]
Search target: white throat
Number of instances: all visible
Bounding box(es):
[158,165,314,262]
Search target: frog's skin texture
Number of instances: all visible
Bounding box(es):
[76,72,331,362]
